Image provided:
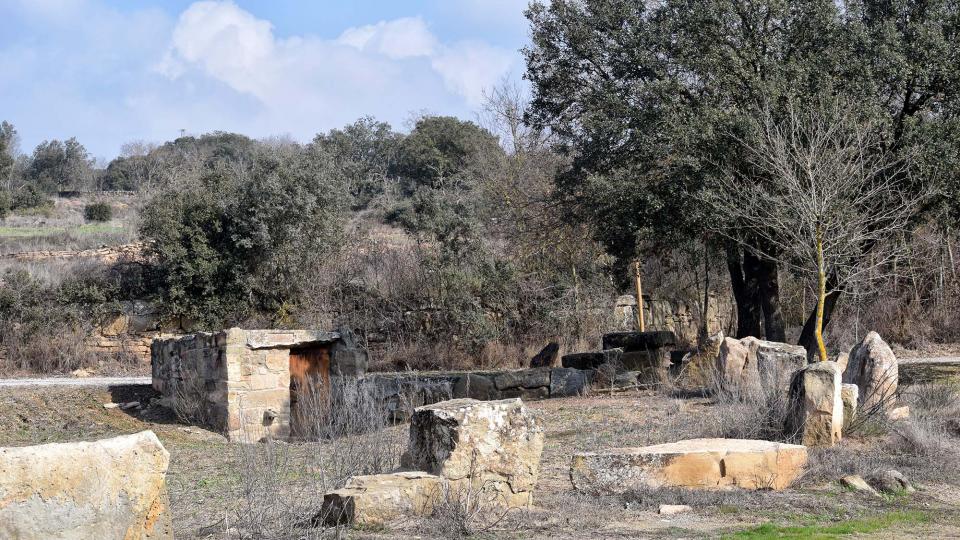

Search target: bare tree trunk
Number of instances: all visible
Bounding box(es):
[797,278,841,361]
[814,226,828,362]
[726,244,763,338]
[756,256,785,342]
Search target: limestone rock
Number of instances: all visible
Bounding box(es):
[886,405,910,421]
[677,331,724,388]
[868,470,915,494]
[786,362,843,447]
[841,384,859,428]
[550,368,591,397]
[570,438,807,493]
[0,431,173,540]
[530,342,560,368]
[452,373,499,401]
[840,475,879,496]
[717,337,806,397]
[658,504,692,515]
[845,332,898,411]
[405,398,543,506]
[494,368,551,391]
[319,471,443,526]
[835,352,849,372]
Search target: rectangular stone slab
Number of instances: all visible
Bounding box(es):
[570,438,807,493]
[319,471,443,526]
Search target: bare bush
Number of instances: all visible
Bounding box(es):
[426,451,522,539]
[227,376,405,539]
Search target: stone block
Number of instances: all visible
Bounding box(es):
[529,342,560,368]
[493,368,551,390]
[405,398,544,498]
[841,383,859,427]
[570,438,807,493]
[319,472,443,526]
[717,337,806,397]
[786,362,843,447]
[561,348,623,370]
[0,431,173,540]
[451,374,500,400]
[550,368,590,397]
[601,331,677,351]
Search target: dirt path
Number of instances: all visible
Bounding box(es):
[0,376,151,388]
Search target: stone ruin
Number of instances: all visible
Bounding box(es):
[151,328,367,441]
[320,398,544,527]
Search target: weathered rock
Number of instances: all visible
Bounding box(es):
[835,352,849,372]
[886,405,910,421]
[452,373,500,401]
[717,337,806,397]
[677,331,724,388]
[841,384,859,428]
[658,504,692,515]
[840,475,879,496]
[405,398,543,506]
[602,331,677,351]
[570,438,807,493]
[868,470,915,494]
[318,471,443,526]
[561,348,623,371]
[493,368,551,391]
[0,431,173,540]
[786,362,843,447]
[845,332,898,411]
[501,385,550,401]
[550,368,591,397]
[530,342,560,368]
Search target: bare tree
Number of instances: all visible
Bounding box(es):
[713,100,923,361]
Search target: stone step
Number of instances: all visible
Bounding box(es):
[570,438,807,493]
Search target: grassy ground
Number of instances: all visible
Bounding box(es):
[0,195,138,255]
[0,386,957,539]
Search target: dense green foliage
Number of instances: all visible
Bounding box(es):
[139,142,343,327]
[83,202,113,222]
[524,0,960,344]
[26,137,94,194]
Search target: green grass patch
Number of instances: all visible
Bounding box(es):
[728,510,930,539]
[0,223,124,238]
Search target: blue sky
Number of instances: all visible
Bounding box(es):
[0,0,532,160]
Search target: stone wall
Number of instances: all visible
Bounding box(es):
[613,293,734,348]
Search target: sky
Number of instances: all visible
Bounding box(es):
[0,0,533,160]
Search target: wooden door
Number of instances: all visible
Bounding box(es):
[289,346,331,439]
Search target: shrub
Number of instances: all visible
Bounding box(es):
[11,184,53,211]
[0,190,10,219]
[83,201,113,222]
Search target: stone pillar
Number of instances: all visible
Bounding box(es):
[787,362,843,447]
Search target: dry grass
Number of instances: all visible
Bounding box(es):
[1,385,959,538]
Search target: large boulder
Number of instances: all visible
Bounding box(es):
[318,471,443,526]
[786,362,843,447]
[845,332,898,411]
[716,337,806,397]
[570,438,807,493]
[550,367,591,397]
[404,398,543,507]
[0,431,173,540]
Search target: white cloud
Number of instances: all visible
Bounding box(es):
[431,41,519,106]
[337,17,438,59]
[158,1,518,121]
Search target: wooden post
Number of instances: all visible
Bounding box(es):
[634,261,645,332]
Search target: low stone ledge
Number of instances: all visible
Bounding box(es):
[570,438,807,493]
[318,471,443,526]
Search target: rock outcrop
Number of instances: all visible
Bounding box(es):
[404,398,544,507]
[717,337,806,397]
[786,362,843,447]
[570,438,807,493]
[845,332,898,411]
[0,431,173,540]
